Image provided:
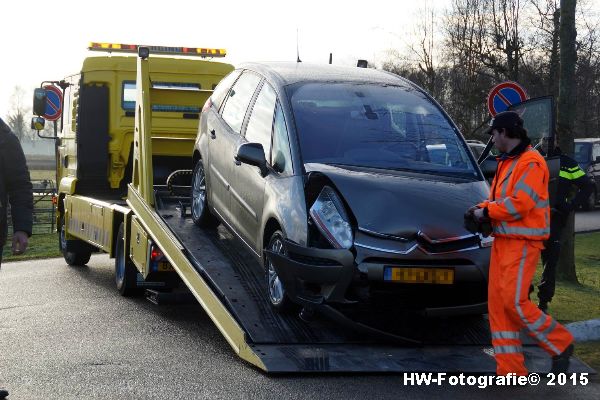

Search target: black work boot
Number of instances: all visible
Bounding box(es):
[0,388,8,399]
[538,300,549,314]
[551,343,574,374]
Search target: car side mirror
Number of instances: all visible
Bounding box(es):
[480,157,497,179]
[235,142,268,176]
[33,88,47,116]
[595,156,600,163]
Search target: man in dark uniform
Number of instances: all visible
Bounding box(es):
[536,139,593,313]
[0,116,33,400]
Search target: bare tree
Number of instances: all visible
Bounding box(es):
[6,86,30,141]
[556,0,579,283]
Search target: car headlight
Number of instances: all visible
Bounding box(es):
[479,233,494,248]
[309,186,353,249]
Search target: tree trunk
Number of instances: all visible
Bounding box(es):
[556,0,578,283]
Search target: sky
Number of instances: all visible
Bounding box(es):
[2,0,599,118]
[0,0,447,116]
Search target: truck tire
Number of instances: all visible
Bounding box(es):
[59,216,92,266]
[265,230,294,312]
[115,223,141,297]
[191,160,219,227]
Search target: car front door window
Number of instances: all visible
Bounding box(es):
[245,82,277,159]
[271,102,293,174]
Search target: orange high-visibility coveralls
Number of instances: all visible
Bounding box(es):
[479,144,574,375]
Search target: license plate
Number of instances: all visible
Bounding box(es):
[157,261,174,272]
[384,267,454,284]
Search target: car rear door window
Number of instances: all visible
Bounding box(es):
[245,82,277,158]
[212,70,242,111]
[221,71,261,134]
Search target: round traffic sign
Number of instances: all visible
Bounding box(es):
[487,81,528,117]
[43,85,63,121]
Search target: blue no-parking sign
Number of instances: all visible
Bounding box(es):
[487,81,528,116]
[43,85,63,121]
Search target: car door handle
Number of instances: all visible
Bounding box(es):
[210,129,216,139]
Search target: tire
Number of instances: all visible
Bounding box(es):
[191,160,219,227]
[265,230,294,312]
[59,216,92,266]
[114,223,141,297]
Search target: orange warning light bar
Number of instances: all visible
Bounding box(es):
[88,42,226,57]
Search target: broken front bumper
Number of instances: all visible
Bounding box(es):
[265,239,355,306]
[266,239,488,316]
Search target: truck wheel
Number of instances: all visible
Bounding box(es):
[265,230,293,312]
[115,223,141,296]
[59,217,92,266]
[191,160,219,227]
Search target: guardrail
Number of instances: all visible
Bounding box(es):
[6,180,57,235]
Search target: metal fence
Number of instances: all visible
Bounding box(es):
[6,180,57,235]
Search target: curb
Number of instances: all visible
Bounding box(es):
[566,319,600,341]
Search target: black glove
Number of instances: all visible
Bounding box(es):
[464,206,492,236]
[464,206,480,234]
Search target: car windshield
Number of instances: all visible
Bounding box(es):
[288,82,478,177]
[574,142,591,163]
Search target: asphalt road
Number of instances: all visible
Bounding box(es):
[0,256,598,400]
[575,209,600,233]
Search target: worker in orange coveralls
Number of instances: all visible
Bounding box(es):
[467,111,574,376]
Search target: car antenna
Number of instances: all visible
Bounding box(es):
[329,53,333,64]
[296,28,302,63]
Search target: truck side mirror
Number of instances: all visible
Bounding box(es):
[31,116,46,131]
[33,88,47,116]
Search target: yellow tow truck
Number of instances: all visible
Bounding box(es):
[29,44,594,373]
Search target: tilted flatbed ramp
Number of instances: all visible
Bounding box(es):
[129,191,595,373]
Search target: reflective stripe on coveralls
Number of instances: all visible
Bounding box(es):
[514,244,561,355]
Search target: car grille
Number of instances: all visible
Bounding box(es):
[417,234,480,254]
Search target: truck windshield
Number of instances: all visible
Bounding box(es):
[288,82,477,177]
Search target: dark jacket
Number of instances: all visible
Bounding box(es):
[554,153,593,214]
[0,118,33,247]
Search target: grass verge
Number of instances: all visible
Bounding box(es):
[2,232,61,262]
[532,231,600,373]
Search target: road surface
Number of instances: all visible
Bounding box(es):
[0,256,598,399]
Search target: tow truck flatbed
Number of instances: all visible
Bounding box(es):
[151,195,595,373]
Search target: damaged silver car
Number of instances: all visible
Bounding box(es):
[192,62,492,316]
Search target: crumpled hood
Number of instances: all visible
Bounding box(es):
[305,163,490,240]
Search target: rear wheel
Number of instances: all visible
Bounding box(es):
[191,160,219,227]
[265,230,294,312]
[59,216,92,266]
[115,223,141,297]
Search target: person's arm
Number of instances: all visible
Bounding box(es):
[483,160,548,222]
[563,166,594,212]
[4,134,33,244]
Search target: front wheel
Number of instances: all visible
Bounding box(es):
[59,216,92,266]
[265,230,294,312]
[191,160,219,227]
